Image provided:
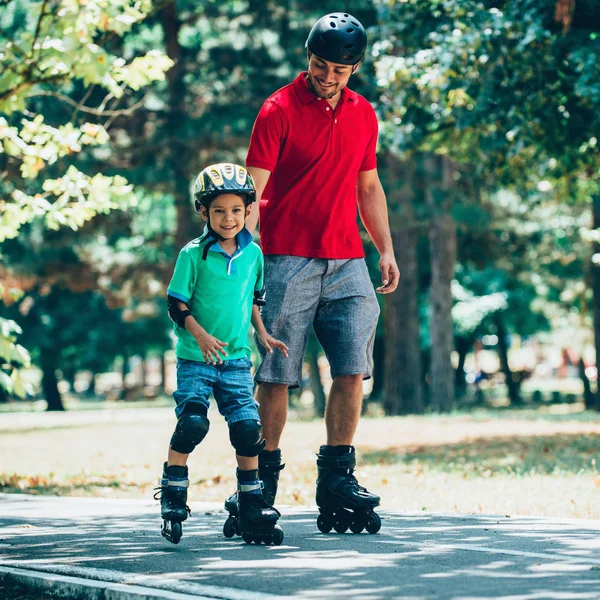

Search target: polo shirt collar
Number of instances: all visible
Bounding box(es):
[202,225,253,256]
[293,71,357,105]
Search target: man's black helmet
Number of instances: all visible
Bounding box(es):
[193,163,256,213]
[305,12,367,66]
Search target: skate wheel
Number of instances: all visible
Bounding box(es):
[333,518,349,534]
[317,513,333,533]
[365,512,382,534]
[349,515,365,534]
[170,521,182,544]
[242,532,254,544]
[272,525,284,545]
[223,516,237,539]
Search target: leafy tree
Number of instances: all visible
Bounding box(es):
[0,0,173,401]
[373,0,600,408]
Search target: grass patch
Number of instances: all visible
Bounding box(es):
[2,405,600,518]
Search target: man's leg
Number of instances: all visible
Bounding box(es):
[324,374,363,445]
[257,382,289,451]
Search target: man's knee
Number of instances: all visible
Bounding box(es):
[257,383,289,403]
[229,419,265,457]
[170,407,210,454]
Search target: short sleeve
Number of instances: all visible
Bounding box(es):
[359,106,378,172]
[255,251,264,291]
[246,101,285,173]
[167,250,195,303]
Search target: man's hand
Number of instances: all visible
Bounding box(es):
[257,331,289,357]
[195,331,229,364]
[376,252,400,294]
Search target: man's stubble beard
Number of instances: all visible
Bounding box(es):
[306,75,341,100]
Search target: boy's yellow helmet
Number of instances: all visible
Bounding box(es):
[193,163,256,212]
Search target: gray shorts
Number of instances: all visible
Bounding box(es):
[255,256,380,388]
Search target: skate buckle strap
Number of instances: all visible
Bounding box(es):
[260,461,285,473]
[159,477,190,488]
[316,454,356,470]
[238,481,263,493]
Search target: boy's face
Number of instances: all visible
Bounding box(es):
[200,193,250,239]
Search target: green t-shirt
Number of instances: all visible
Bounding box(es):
[167,228,264,362]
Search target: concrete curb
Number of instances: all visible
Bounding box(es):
[0,566,250,600]
[0,566,210,599]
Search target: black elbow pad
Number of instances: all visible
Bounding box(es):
[253,287,266,307]
[167,294,192,328]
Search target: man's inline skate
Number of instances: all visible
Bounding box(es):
[223,449,284,539]
[315,445,381,534]
[154,463,191,544]
[225,467,284,545]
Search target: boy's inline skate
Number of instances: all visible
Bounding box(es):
[226,468,284,545]
[154,463,191,544]
[223,449,284,539]
[315,445,381,534]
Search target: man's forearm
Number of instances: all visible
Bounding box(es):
[357,183,394,255]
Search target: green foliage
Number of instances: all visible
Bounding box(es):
[373,0,600,187]
[0,0,173,396]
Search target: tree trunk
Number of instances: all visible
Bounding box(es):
[382,156,423,415]
[369,334,385,401]
[591,193,600,409]
[455,336,470,393]
[40,351,64,411]
[162,3,195,253]
[307,344,326,418]
[120,354,130,400]
[494,313,522,405]
[579,358,596,409]
[160,353,167,395]
[426,154,456,412]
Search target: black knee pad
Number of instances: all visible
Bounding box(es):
[229,419,265,457]
[170,409,210,454]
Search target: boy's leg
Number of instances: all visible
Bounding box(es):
[158,360,214,530]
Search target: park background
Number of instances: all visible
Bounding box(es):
[2,0,600,519]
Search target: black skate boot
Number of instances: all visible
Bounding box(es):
[315,445,381,534]
[223,449,284,538]
[235,468,284,545]
[153,463,191,544]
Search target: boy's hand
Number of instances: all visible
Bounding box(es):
[195,331,229,364]
[258,332,289,357]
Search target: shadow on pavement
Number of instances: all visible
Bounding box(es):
[1,495,600,599]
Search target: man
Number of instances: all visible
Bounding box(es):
[229,11,399,535]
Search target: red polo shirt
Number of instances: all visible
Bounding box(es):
[246,72,378,259]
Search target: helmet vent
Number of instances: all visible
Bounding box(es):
[330,21,336,27]
[351,21,359,26]
[330,14,338,18]
[344,13,349,17]
[347,28,355,33]
[341,19,347,23]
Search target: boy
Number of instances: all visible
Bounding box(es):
[155,163,288,545]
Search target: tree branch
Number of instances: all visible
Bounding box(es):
[31,90,150,117]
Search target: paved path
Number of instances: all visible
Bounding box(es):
[1,494,600,599]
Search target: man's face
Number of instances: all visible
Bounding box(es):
[306,53,359,100]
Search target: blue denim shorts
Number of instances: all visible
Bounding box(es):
[255,256,380,388]
[173,357,259,424]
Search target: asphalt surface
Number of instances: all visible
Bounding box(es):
[1,493,600,599]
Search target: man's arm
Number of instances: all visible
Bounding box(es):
[246,167,271,235]
[356,168,400,294]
